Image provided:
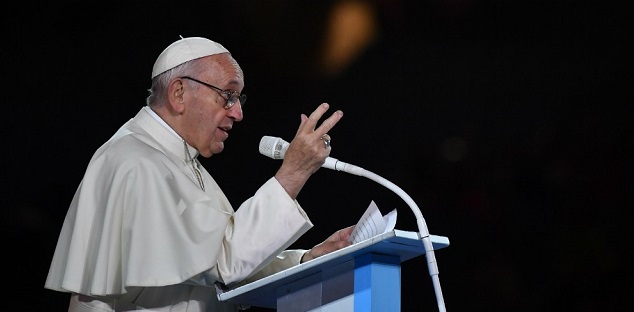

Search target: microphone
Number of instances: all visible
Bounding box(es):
[259,134,447,312]
[258,135,362,174]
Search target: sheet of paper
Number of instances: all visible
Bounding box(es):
[348,200,397,244]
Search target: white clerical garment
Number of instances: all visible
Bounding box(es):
[45,107,313,311]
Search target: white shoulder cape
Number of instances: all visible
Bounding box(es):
[45,108,312,297]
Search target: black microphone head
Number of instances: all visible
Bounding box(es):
[259,136,289,159]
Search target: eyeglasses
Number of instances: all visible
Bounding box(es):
[180,76,247,109]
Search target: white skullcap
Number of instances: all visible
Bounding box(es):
[151,36,230,79]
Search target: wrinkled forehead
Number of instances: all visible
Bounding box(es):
[200,54,245,85]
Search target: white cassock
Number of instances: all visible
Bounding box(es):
[45,107,313,311]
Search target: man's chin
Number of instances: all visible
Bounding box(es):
[208,142,225,156]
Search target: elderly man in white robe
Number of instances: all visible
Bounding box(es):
[45,36,353,312]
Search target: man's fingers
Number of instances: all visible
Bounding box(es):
[315,109,343,137]
[302,103,330,132]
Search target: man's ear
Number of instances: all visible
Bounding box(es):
[168,78,186,113]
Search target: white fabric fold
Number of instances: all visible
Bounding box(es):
[45,107,313,309]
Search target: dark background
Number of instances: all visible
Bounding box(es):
[6,0,631,311]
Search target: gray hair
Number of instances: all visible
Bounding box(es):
[146,60,202,108]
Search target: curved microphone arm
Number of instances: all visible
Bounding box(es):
[259,136,446,311]
[329,159,447,312]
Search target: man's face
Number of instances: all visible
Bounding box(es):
[181,54,245,158]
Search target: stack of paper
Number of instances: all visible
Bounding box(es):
[348,200,397,244]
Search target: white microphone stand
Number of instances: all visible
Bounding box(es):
[259,137,446,311]
[327,158,447,312]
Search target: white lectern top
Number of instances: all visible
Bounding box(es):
[218,229,449,308]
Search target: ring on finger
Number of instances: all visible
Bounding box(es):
[320,134,331,149]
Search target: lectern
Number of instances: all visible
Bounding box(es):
[218,229,449,311]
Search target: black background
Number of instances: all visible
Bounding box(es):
[6,0,631,311]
